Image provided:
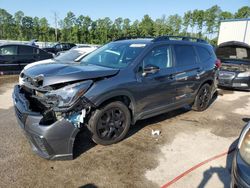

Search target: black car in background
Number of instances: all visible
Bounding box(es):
[13,36,219,160]
[42,42,76,55]
[232,121,250,187]
[0,44,53,75]
[216,41,250,90]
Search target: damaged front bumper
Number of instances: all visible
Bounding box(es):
[13,85,82,160]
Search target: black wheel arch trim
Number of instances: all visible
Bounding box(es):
[90,90,136,123]
[197,78,215,94]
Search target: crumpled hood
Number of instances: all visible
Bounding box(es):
[22,62,119,87]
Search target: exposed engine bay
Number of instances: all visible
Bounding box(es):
[19,83,93,128]
[221,62,250,72]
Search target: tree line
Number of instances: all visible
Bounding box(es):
[0,5,249,45]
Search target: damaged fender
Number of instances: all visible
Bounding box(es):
[13,85,82,160]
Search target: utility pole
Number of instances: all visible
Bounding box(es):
[53,11,58,42]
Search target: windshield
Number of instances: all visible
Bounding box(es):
[55,50,85,61]
[216,46,250,62]
[80,42,147,68]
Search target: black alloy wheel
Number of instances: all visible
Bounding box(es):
[192,84,212,111]
[88,101,131,145]
[97,108,126,140]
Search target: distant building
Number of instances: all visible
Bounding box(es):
[218,18,250,45]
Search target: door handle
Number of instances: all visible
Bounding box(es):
[154,74,175,81]
[195,67,202,72]
[196,69,205,79]
[168,74,175,80]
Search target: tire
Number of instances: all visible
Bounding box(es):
[88,101,131,145]
[192,84,212,111]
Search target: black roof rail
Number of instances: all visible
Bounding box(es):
[152,35,208,43]
[113,36,154,41]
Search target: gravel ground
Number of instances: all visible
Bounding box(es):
[0,75,249,188]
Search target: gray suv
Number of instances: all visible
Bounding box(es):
[13,36,219,160]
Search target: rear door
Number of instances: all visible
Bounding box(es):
[173,44,202,102]
[18,45,39,70]
[38,49,52,60]
[0,45,19,74]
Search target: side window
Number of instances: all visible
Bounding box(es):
[196,46,211,62]
[174,45,197,66]
[143,46,172,69]
[55,44,61,49]
[19,46,34,55]
[39,49,48,56]
[64,44,70,49]
[0,46,18,55]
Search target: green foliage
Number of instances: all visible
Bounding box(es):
[235,6,250,18]
[0,5,248,44]
[220,11,233,20]
[139,15,154,37]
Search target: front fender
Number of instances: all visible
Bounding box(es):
[86,89,137,123]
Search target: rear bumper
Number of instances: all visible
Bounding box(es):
[218,75,250,90]
[231,151,250,188]
[13,85,80,160]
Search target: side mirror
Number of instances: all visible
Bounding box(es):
[142,65,160,77]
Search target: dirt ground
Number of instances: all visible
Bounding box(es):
[0,75,249,188]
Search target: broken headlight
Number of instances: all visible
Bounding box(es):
[45,80,92,108]
[239,122,250,165]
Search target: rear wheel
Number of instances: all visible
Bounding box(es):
[192,84,212,111]
[88,101,131,145]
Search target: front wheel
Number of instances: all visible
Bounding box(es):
[88,101,131,145]
[192,84,212,111]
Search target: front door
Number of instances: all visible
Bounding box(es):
[0,45,19,74]
[135,45,176,115]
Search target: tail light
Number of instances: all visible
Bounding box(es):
[215,59,221,68]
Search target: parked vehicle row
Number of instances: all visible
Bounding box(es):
[0,44,53,75]
[22,45,98,71]
[0,43,97,75]
[13,36,219,159]
[42,42,76,55]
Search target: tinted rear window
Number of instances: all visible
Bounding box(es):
[39,49,49,56]
[19,46,35,54]
[174,45,197,66]
[196,46,211,62]
[216,46,250,61]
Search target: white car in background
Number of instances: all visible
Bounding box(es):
[23,45,99,70]
[56,45,100,60]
